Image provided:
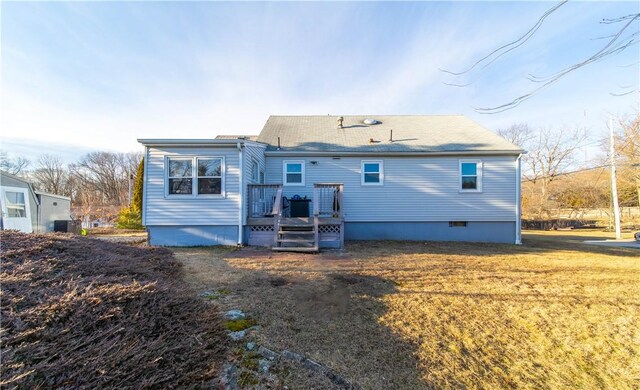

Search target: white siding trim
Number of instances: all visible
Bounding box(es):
[238,143,243,245]
[142,146,149,226]
[515,155,522,244]
[283,160,305,186]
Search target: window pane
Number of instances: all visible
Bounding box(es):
[198,159,221,177]
[198,178,222,194]
[7,207,26,218]
[286,173,302,183]
[252,162,259,181]
[364,173,380,183]
[5,191,25,206]
[169,159,192,177]
[5,192,26,217]
[364,163,380,173]
[462,176,477,189]
[169,178,193,194]
[461,162,477,176]
[287,163,302,173]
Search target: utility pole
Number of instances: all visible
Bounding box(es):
[609,116,621,239]
[128,173,134,207]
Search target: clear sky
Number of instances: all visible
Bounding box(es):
[1,1,638,163]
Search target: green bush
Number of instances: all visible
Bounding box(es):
[132,158,144,212]
[116,158,145,230]
[116,206,143,230]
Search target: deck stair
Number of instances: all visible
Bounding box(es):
[270,186,320,253]
[272,218,318,253]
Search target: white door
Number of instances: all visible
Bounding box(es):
[1,187,32,233]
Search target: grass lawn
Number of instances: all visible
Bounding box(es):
[174,230,640,389]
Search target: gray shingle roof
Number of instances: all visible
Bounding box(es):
[256,115,522,154]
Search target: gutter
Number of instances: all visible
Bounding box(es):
[137,139,267,148]
[34,191,71,201]
[30,183,41,233]
[264,150,524,157]
[237,142,244,246]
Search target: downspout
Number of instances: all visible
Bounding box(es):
[37,196,41,233]
[237,142,244,246]
[142,146,149,227]
[142,146,149,244]
[32,184,41,233]
[515,154,523,245]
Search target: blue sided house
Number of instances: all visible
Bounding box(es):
[138,115,524,252]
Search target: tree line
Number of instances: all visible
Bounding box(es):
[498,113,640,219]
[1,151,142,208]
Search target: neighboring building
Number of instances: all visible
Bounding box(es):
[138,115,524,251]
[35,191,73,232]
[0,171,72,233]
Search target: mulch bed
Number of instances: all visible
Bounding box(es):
[1,231,227,388]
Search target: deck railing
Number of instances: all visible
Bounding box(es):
[247,184,282,218]
[271,187,284,245]
[313,183,343,218]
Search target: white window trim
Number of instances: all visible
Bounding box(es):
[459,159,482,193]
[196,157,225,197]
[283,160,305,186]
[165,156,226,198]
[166,156,194,197]
[361,160,384,186]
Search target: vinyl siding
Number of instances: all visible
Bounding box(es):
[145,146,240,226]
[36,194,71,232]
[242,144,267,224]
[265,155,517,222]
[244,144,266,185]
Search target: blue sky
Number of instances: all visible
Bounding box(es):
[1,1,638,163]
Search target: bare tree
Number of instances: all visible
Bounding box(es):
[32,154,69,195]
[497,123,534,148]
[0,152,31,176]
[614,113,640,206]
[441,1,640,113]
[70,152,141,206]
[525,127,588,217]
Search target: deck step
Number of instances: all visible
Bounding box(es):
[277,238,315,244]
[279,230,314,236]
[272,246,319,253]
[279,224,314,228]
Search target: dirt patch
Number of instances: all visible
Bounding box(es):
[1,231,227,388]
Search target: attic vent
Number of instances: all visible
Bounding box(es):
[363,118,379,125]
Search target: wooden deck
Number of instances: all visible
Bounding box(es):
[247,217,342,226]
[246,183,344,251]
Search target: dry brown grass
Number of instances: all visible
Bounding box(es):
[1,231,227,388]
[174,231,640,389]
